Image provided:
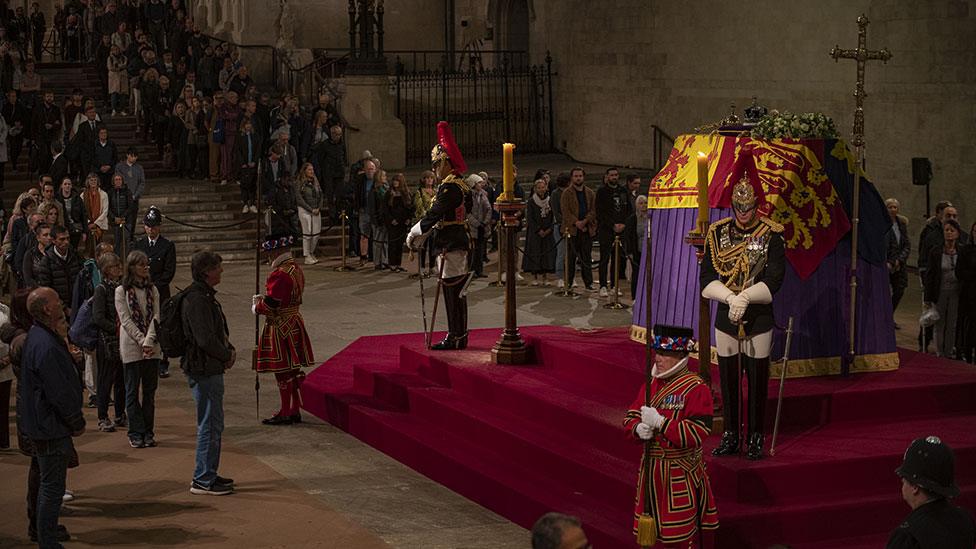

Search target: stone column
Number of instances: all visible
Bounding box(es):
[342,75,406,170]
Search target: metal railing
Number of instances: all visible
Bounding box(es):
[651,125,675,173]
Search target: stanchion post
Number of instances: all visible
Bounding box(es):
[604,235,627,310]
[334,210,352,272]
[488,221,504,287]
[555,229,577,297]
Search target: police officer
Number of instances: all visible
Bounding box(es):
[132,205,176,377]
[887,436,975,548]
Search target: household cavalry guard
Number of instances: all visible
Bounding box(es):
[252,233,315,425]
[623,324,719,548]
[700,174,785,460]
[406,121,473,350]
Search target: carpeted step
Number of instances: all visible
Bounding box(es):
[715,482,976,548]
[347,403,633,549]
[709,413,976,506]
[303,328,976,549]
[400,345,637,457]
[391,380,637,505]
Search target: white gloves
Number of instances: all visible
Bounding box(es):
[251,294,262,315]
[406,221,424,250]
[740,282,773,304]
[727,282,773,323]
[635,423,654,440]
[728,293,748,323]
[640,405,665,430]
[701,280,734,304]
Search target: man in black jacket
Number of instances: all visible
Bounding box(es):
[19,286,86,545]
[92,128,118,187]
[49,144,70,192]
[2,89,27,172]
[315,124,347,213]
[35,225,83,316]
[594,167,633,298]
[885,198,911,322]
[263,147,299,237]
[182,250,236,496]
[133,206,176,377]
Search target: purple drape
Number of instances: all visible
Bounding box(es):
[632,207,897,364]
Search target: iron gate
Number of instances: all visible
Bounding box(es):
[395,53,554,166]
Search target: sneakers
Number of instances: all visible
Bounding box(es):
[215,475,235,487]
[129,436,145,448]
[556,279,565,288]
[242,205,249,214]
[190,481,234,496]
[584,284,596,292]
[304,256,318,265]
[87,395,96,408]
[144,434,157,447]
[114,415,127,427]
[62,490,74,503]
[249,204,258,214]
[98,419,116,432]
[599,286,609,297]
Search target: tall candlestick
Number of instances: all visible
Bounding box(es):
[502,143,515,200]
[696,152,709,231]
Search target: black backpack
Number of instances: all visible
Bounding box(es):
[157,287,191,358]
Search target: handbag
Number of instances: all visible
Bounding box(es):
[212,118,224,144]
[919,305,940,328]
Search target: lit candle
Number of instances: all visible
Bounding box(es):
[696,152,709,231]
[502,143,515,200]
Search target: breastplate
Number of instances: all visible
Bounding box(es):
[709,221,772,291]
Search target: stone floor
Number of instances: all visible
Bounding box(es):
[1,243,933,548]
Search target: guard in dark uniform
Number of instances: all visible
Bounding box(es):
[407,121,473,350]
[700,175,785,460]
[133,205,177,377]
[887,436,975,549]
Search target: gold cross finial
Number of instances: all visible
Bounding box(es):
[830,14,892,147]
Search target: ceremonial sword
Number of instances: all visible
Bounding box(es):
[769,316,795,457]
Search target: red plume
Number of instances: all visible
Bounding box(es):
[437,121,467,175]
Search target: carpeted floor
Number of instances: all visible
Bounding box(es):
[303,326,976,548]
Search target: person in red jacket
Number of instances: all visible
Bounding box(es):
[623,324,718,548]
[252,234,314,425]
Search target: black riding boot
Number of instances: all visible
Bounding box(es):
[432,275,468,350]
[745,356,770,460]
[712,354,740,456]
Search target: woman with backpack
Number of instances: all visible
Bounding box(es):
[115,250,161,448]
[92,252,125,432]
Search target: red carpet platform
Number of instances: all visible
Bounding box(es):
[302,326,976,548]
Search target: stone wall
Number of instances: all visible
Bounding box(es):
[199,0,976,231]
[526,0,976,233]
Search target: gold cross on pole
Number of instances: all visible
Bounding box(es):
[830,14,892,147]
[829,14,891,374]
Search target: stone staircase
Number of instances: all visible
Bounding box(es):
[3,65,633,264]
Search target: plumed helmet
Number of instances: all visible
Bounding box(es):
[896,436,960,498]
[143,205,162,227]
[732,174,758,213]
[430,121,467,175]
[651,324,697,354]
[262,233,295,252]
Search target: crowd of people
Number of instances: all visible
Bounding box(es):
[887,198,976,362]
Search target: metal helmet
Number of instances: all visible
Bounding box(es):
[896,436,960,498]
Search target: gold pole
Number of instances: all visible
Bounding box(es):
[604,235,626,310]
[334,210,352,272]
